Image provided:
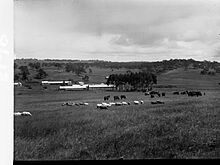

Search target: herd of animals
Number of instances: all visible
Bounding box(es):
[14,89,205,116]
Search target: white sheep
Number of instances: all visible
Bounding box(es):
[21,111,32,116]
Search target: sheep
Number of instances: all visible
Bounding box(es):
[115,102,122,106]
[109,102,116,106]
[134,101,140,105]
[122,101,128,105]
[21,111,32,116]
[83,103,89,106]
[97,104,103,108]
[14,112,22,116]
[140,100,144,104]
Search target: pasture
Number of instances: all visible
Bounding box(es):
[14,69,220,159]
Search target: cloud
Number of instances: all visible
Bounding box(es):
[15,0,220,61]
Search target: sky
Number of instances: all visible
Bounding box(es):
[14,0,220,62]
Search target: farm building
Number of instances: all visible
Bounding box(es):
[41,80,72,86]
[59,83,115,91]
[88,83,115,90]
[59,84,88,91]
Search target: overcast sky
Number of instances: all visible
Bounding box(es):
[14,0,220,62]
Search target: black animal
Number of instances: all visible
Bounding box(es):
[162,92,165,97]
[114,96,120,100]
[173,91,179,95]
[99,106,108,109]
[157,93,161,97]
[187,91,202,97]
[145,92,150,96]
[104,95,110,101]
[180,91,187,95]
[120,95,126,99]
[150,95,154,98]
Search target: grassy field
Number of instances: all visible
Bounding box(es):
[14,68,220,160]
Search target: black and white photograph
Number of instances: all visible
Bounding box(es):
[12,0,220,160]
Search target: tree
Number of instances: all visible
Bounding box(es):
[19,66,30,81]
[35,68,47,79]
[82,75,89,83]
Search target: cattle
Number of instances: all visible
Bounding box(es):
[104,95,110,101]
[127,102,131,105]
[145,92,150,96]
[162,92,165,97]
[134,101,140,105]
[150,95,154,98]
[157,93,161,97]
[120,95,126,99]
[180,91,187,95]
[203,92,206,95]
[187,91,202,97]
[114,96,120,101]
[173,91,179,95]
[21,111,32,116]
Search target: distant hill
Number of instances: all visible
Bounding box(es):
[14,58,220,84]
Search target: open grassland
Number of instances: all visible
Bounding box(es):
[14,69,220,159]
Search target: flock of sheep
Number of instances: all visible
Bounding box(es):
[14,111,32,116]
[96,100,144,109]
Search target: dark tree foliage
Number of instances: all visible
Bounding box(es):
[106,72,157,91]
[18,66,30,81]
[65,63,87,76]
[82,75,89,83]
[14,74,20,81]
[28,62,41,70]
[14,63,18,69]
[35,68,48,79]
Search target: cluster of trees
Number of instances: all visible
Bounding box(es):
[14,62,48,81]
[65,63,88,76]
[200,68,216,76]
[106,72,157,91]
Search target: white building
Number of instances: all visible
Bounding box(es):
[42,80,72,86]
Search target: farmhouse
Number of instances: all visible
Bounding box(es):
[41,80,72,86]
[88,83,115,90]
[59,83,115,91]
[59,84,88,91]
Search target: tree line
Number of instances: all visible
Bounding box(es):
[106,72,157,91]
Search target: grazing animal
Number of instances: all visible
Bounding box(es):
[122,101,128,105]
[21,112,32,116]
[134,101,140,105]
[114,96,120,101]
[14,112,22,116]
[97,104,102,108]
[162,92,165,96]
[140,100,144,104]
[109,102,116,106]
[104,95,110,101]
[145,92,150,96]
[120,95,126,99]
[173,91,179,95]
[83,103,89,106]
[157,93,161,97]
[115,102,122,106]
[187,91,202,97]
[102,102,111,107]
